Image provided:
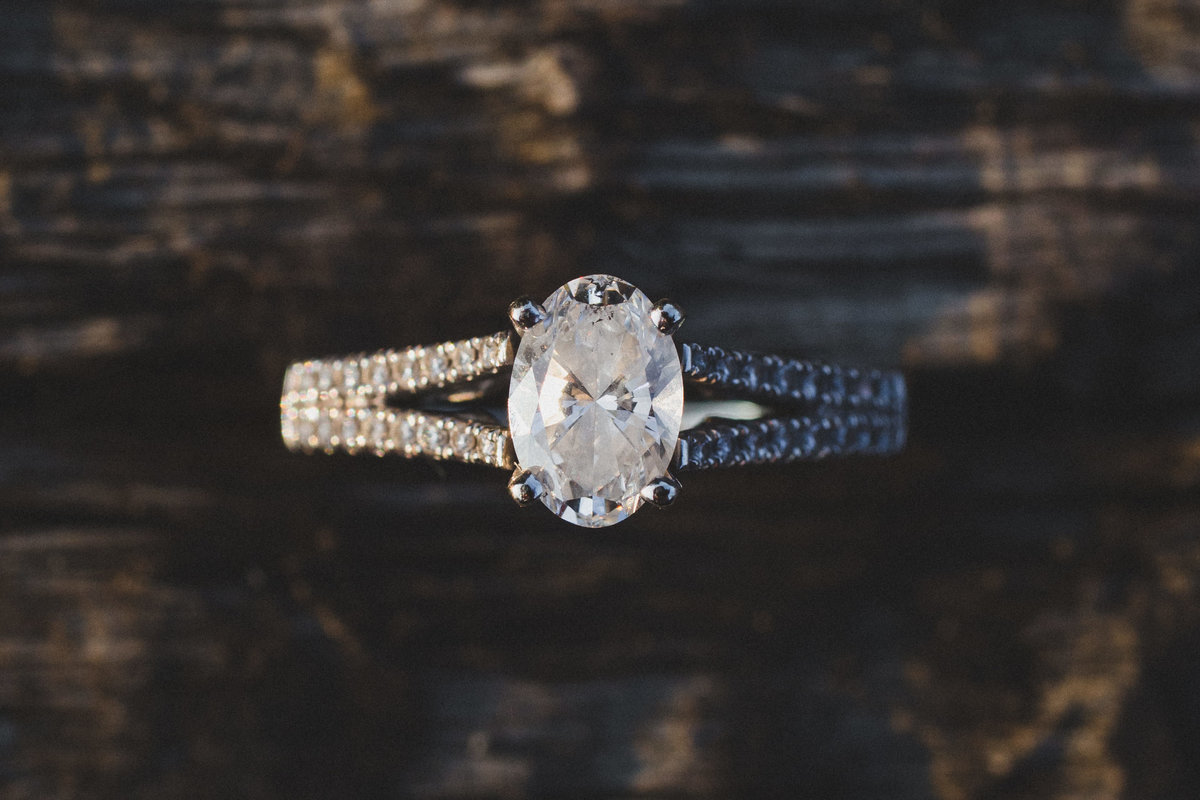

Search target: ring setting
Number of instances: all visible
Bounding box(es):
[281,274,907,527]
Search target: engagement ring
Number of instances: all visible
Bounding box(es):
[281,275,907,527]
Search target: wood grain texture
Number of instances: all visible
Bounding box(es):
[2,0,1200,797]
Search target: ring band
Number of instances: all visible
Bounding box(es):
[280,275,906,526]
[280,332,518,468]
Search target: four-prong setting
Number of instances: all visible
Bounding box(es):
[508,297,548,336]
[640,474,682,508]
[507,468,545,507]
[284,273,907,527]
[508,275,685,527]
[650,299,685,336]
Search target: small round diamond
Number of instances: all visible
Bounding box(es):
[393,351,418,392]
[392,413,417,453]
[342,360,360,393]
[318,362,335,392]
[317,413,334,449]
[341,411,361,449]
[368,412,391,453]
[420,420,448,456]
[425,350,448,385]
[370,355,391,391]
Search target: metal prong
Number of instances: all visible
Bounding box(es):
[650,299,685,335]
[640,474,681,508]
[507,468,544,507]
[508,297,547,335]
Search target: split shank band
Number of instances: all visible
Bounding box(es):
[280,335,907,470]
[280,275,906,527]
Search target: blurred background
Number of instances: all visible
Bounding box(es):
[2,0,1199,797]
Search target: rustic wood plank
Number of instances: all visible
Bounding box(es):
[2,0,1200,797]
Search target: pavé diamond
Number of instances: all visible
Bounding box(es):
[507,275,684,527]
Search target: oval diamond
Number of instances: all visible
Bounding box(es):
[507,275,684,527]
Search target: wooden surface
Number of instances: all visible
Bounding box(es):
[2,0,1200,797]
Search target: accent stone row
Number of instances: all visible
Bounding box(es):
[280,404,512,467]
[679,342,906,415]
[282,330,514,403]
[280,330,515,467]
[674,410,906,471]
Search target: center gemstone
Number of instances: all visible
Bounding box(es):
[507,275,684,527]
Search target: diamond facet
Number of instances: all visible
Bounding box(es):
[507,275,684,527]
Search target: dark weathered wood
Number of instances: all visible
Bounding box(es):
[2,0,1200,797]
